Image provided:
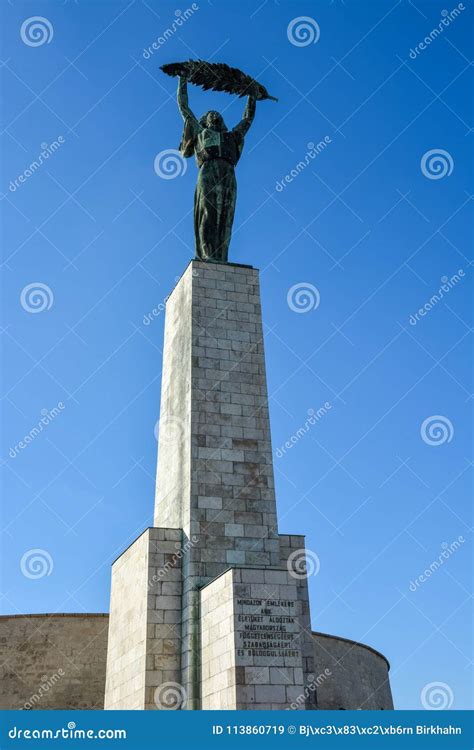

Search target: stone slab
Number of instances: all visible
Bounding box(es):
[200,567,307,710]
[104,527,183,710]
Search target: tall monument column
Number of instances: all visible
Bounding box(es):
[105,259,317,710]
[154,260,282,708]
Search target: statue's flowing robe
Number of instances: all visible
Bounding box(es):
[194,157,236,264]
[178,81,255,262]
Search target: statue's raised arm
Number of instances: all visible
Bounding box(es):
[177,76,198,124]
[232,96,256,138]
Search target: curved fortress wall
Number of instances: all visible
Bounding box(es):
[0,614,108,710]
[0,614,392,710]
[312,632,393,710]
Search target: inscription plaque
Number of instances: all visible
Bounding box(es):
[236,597,300,659]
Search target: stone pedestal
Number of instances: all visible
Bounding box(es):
[105,260,317,710]
[104,528,183,710]
[201,567,307,710]
[154,260,282,708]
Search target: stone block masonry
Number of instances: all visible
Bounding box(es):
[104,528,183,710]
[101,260,352,710]
[0,614,393,710]
[280,535,318,709]
[153,261,283,708]
[0,614,108,710]
[3,262,394,711]
[154,261,279,557]
[201,567,307,710]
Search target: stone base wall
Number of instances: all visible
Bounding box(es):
[0,613,393,710]
[104,529,149,709]
[0,614,108,710]
[312,632,394,710]
[279,535,317,710]
[153,260,282,707]
[104,528,183,710]
[200,567,307,710]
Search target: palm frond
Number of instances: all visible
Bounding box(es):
[160,60,278,102]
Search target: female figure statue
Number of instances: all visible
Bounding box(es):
[177,76,256,263]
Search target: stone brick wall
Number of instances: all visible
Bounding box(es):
[188,261,280,569]
[200,569,236,709]
[144,528,183,710]
[0,614,108,710]
[279,535,317,709]
[154,261,280,563]
[104,528,183,710]
[312,632,394,710]
[0,613,393,710]
[104,528,149,709]
[153,261,283,707]
[154,268,192,530]
[201,567,307,710]
[0,260,393,714]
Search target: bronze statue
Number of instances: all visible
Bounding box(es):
[161,61,277,263]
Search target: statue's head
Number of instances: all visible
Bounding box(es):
[200,110,227,131]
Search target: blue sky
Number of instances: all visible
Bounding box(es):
[1,0,472,711]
